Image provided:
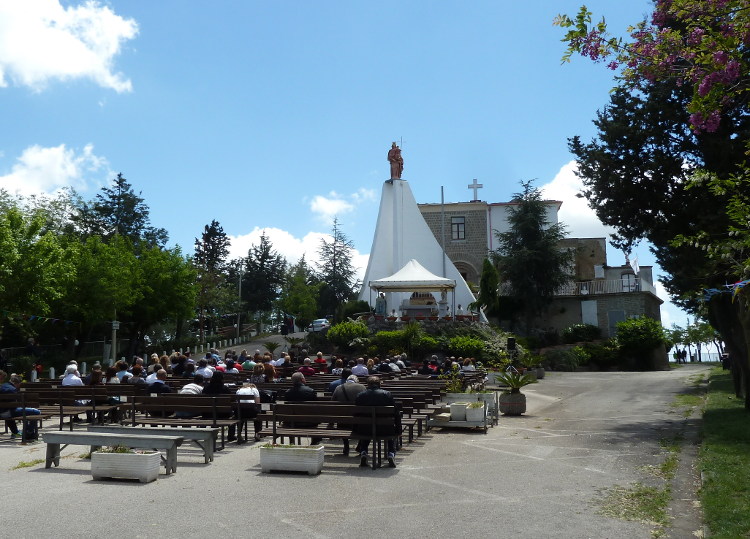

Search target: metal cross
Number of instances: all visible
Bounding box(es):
[468,178,483,201]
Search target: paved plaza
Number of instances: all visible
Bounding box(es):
[1,365,708,538]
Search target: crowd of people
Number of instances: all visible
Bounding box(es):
[4,345,480,466]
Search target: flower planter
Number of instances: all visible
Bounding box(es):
[444,392,478,404]
[428,316,439,321]
[400,316,411,322]
[475,392,497,412]
[449,402,470,421]
[465,403,485,422]
[260,445,325,475]
[386,317,397,322]
[91,451,161,483]
[498,392,527,416]
[415,316,426,321]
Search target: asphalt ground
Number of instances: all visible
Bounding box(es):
[0,364,709,539]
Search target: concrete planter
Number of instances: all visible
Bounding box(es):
[465,403,485,422]
[260,445,325,475]
[449,402,470,421]
[498,392,527,416]
[444,392,477,404]
[91,451,160,483]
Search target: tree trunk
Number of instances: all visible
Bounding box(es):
[707,294,750,410]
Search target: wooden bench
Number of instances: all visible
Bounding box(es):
[0,392,53,443]
[129,394,243,450]
[259,403,401,469]
[42,431,184,474]
[87,425,218,464]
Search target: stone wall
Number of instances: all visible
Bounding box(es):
[418,203,487,284]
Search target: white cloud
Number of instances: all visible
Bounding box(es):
[308,187,377,226]
[540,161,614,238]
[0,143,108,196]
[0,0,138,92]
[228,226,369,286]
[309,193,354,225]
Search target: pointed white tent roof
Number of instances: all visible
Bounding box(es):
[369,259,455,292]
[358,177,482,320]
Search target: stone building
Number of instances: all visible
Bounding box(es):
[417,200,662,337]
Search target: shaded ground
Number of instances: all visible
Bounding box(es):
[0,365,709,538]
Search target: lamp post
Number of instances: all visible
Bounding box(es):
[237,264,244,340]
[111,319,120,363]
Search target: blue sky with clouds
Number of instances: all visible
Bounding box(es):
[0,1,690,328]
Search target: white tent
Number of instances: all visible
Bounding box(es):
[369,259,456,292]
[358,178,481,319]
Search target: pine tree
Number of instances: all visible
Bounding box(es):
[494,181,573,335]
[315,218,358,317]
[241,231,287,313]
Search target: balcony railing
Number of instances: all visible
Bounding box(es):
[555,278,657,297]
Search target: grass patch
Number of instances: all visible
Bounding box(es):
[10,458,44,470]
[597,483,671,531]
[700,369,750,538]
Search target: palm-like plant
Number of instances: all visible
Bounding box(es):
[494,371,537,394]
[263,341,281,357]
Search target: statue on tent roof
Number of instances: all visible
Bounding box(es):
[388,142,403,179]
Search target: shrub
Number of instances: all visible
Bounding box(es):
[542,348,579,371]
[327,320,371,351]
[615,316,666,353]
[581,340,620,370]
[561,323,602,344]
[372,330,406,355]
[447,335,485,358]
[412,335,440,358]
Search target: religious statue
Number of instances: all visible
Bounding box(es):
[388,142,403,179]
[375,292,387,316]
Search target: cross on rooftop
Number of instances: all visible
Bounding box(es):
[468,178,483,201]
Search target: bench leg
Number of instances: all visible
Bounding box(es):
[46,443,61,468]
[165,446,177,474]
[194,439,213,463]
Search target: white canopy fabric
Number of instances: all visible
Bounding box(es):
[369,259,456,292]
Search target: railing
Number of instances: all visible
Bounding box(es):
[555,278,657,297]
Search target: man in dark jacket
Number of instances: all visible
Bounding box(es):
[284,372,321,444]
[355,376,398,468]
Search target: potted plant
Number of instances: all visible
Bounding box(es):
[386,310,398,322]
[91,445,161,483]
[465,401,486,422]
[519,353,545,380]
[440,364,475,403]
[400,315,411,322]
[259,443,325,475]
[494,371,537,416]
[449,401,470,421]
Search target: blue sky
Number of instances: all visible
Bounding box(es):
[0,1,690,328]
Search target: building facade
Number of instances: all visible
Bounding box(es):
[417,201,663,337]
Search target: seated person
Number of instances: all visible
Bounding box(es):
[0,371,42,439]
[297,358,316,377]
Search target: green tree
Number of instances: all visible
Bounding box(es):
[72,173,168,249]
[470,258,500,319]
[316,218,358,318]
[194,220,231,342]
[279,257,320,330]
[241,232,286,313]
[557,0,750,404]
[493,181,573,335]
[0,205,71,343]
[125,245,198,356]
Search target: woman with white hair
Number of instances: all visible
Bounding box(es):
[61,364,83,386]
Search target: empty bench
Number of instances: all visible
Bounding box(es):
[42,431,184,474]
[87,425,218,464]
